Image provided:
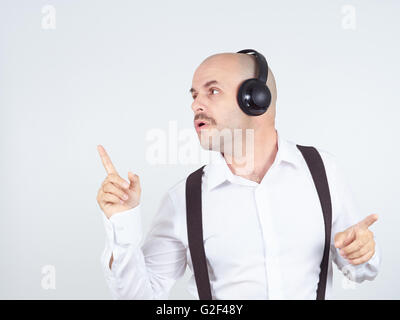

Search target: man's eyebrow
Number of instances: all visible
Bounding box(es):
[189,80,219,94]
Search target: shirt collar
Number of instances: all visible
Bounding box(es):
[204,129,303,191]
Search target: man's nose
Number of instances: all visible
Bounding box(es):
[191,99,206,114]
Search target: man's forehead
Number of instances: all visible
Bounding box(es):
[194,66,229,80]
[191,52,251,91]
[192,66,239,90]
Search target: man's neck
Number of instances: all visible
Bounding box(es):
[223,128,278,184]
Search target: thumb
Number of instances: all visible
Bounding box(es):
[334,227,356,249]
[128,171,140,191]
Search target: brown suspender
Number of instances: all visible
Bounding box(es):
[185,145,332,300]
[297,145,332,299]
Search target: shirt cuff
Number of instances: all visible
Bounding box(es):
[102,204,143,246]
[340,242,381,282]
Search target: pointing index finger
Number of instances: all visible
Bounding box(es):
[97,145,118,174]
[357,214,379,229]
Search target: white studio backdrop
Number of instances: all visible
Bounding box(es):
[0,0,399,299]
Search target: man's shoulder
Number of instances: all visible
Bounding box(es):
[284,136,338,170]
[313,146,338,167]
[305,145,346,190]
[165,165,207,207]
[294,140,338,165]
[167,175,186,196]
[290,138,342,182]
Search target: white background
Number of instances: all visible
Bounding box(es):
[0,0,399,299]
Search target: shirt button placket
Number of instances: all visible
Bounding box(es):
[254,185,270,299]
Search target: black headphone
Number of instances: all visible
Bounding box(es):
[236,49,271,116]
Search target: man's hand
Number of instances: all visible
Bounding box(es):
[96,145,141,219]
[334,214,378,265]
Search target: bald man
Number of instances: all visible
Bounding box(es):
[97,50,380,300]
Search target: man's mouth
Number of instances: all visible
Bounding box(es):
[194,119,211,132]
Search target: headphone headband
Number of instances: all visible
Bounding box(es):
[236,49,268,84]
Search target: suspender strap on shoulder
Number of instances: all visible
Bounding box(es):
[296,145,332,300]
[185,165,212,300]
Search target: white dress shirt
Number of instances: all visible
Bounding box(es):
[100,130,381,300]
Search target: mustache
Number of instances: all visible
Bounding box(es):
[194,114,216,125]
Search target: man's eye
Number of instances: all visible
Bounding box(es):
[210,88,220,95]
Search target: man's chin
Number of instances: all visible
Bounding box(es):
[196,126,236,152]
[198,137,228,153]
[198,134,221,152]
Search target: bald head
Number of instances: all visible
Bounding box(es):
[198,52,277,108]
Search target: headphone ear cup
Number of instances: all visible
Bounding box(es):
[237,79,271,116]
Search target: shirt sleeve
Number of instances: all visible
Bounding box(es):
[100,192,187,299]
[322,150,382,283]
